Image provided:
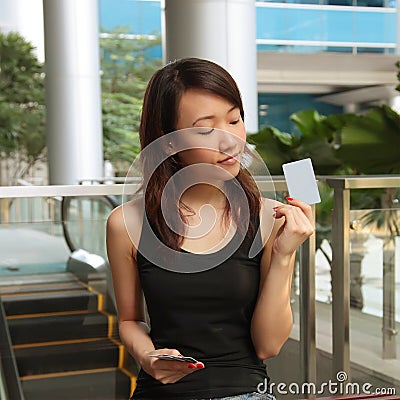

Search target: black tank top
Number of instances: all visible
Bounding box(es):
[131,212,270,399]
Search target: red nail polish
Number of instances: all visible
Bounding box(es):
[196,362,205,369]
[286,197,293,201]
[273,206,279,210]
[178,354,183,356]
[188,363,196,369]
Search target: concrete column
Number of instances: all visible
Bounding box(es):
[164,0,259,133]
[43,0,103,184]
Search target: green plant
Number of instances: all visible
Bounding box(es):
[0,32,46,181]
[248,104,400,274]
[100,26,162,175]
[335,105,400,174]
[248,109,348,175]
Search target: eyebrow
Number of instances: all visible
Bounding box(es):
[191,105,238,126]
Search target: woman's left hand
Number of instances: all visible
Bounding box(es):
[272,197,315,257]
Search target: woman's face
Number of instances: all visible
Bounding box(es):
[172,89,246,178]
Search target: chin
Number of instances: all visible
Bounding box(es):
[215,165,241,181]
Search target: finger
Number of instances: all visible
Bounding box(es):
[147,348,183,361]
[274,205,314,236]
[285,197,314,226]
[274,205,299,231]
[153,358,205,372]
[152,348,181,356]
[153,359,194,371]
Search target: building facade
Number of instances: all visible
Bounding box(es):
[99,0,399,131]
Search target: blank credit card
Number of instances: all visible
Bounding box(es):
[282,158,321,204]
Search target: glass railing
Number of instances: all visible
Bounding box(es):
[61,195,120,261]
[0,196,68,277]
[323,176,399,397]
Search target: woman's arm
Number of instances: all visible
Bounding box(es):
[251,197,314,360]
[106,205,155,362]
[106,205,203,383]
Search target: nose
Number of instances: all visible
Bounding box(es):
[217,129,240,154]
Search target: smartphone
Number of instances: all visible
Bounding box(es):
[148,354,199,363]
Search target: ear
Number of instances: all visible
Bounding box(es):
[163,139,177,156]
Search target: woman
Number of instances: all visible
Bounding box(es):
[106,57,314,400]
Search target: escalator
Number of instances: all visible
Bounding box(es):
[0,194,137,400]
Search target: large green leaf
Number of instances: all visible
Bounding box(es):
[335,105,400,173]
[291,109,328,138]
[289,109,344,174]
[247,127,293,174]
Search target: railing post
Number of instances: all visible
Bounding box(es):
[0,198,10,224]
[382,238,397,359]
[331,185,351,378]
[299,204,317,388]
[382,189,397,359]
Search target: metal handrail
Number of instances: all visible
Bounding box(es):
[323,175,400,190]
[0,184,136,199]
[0,176,292,198]
[61,194,120,252]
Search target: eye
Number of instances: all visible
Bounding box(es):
[230,119,240,125]
[197,128,214,135]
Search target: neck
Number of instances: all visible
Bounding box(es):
[180,183,227,210]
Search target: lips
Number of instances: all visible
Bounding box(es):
[218,153,239,164]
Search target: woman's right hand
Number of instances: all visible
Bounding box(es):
[140,348,205,384]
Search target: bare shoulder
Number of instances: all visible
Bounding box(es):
[107,198,141,224]
[107,204,124,230]
[107,197,145,254]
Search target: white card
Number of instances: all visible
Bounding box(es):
[282,158,321,204]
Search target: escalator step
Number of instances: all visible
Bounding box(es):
[0,272,79,287]
[15,338,121,376]
[1,273,134,399]
[2,289,99,315]
[21,368,132,400]
[8,311,111,345]
[0,281,85,295]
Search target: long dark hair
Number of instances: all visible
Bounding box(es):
[139,58,260,251]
